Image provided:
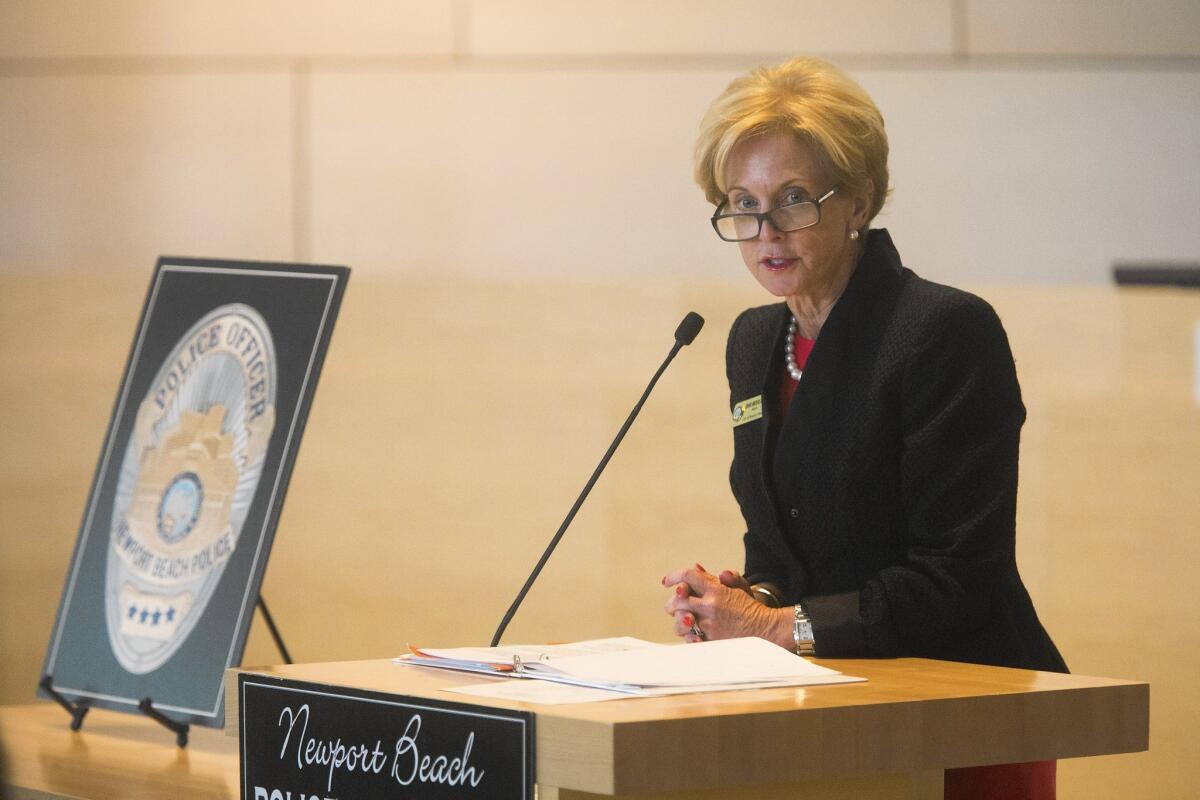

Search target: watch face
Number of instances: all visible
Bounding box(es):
[793,607,814,652]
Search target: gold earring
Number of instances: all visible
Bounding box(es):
[849,230,860,241]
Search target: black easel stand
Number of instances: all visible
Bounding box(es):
[38,675,89,730]
[41,595,292,746]
[257,594,293,664]
[138,697,188,747]
[41,678,189,748]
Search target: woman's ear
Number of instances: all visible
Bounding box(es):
[850,179,874,229]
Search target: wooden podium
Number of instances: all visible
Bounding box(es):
[1,655,1147,800]
[228,656,1146,800]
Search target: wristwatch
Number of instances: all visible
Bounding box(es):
[792,603,815,657]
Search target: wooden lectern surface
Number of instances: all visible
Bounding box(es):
[0,657,1147,800]
[225,656,1148,798]
[0,702,238,799]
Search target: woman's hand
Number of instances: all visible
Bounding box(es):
[662,564,791,646]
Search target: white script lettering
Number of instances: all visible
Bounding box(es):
[276,704,387,793]
[390,714,485,788]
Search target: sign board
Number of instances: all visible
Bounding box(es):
[240,675,535,800]
[41,257,349,727]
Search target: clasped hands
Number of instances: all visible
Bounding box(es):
[662,563,789,645]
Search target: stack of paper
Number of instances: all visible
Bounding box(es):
[396,636,864,701]
[401,636,654,676]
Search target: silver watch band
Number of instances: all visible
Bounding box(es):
[793,603,815,657]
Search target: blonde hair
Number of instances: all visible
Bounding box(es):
[694,56,889,222]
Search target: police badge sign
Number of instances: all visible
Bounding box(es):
[108,304,277,674]
[42,258,348,727]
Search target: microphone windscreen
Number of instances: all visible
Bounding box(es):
[674,311,705,346]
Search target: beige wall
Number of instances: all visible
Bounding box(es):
[3,275,1198,799]
[3,3,1200,799]
[1,1,1199,283]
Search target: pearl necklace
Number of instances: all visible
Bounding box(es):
[784,316,804,381]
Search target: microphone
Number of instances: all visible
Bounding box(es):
[674,311,704,346]
[490,311,705,646]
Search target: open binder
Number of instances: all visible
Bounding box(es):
[397,636,864,696]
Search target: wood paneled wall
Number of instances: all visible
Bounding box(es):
[2,2,1199,798]
[2,274,1198,798]
[1,2,1199,284]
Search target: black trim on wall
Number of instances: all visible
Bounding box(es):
[1113,263,1200,288]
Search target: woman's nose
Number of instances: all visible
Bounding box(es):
[758,216,784,241]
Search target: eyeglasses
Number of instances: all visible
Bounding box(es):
[710,186,838,242]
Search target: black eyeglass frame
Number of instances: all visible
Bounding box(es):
[710,186,839,242]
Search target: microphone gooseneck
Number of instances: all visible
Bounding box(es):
[489,311,705,647]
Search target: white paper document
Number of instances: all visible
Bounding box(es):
[409,636,656,669]
[399,636,661,676]
[397,636,864,700]
[446,680,634,704]
[544,636,852,686]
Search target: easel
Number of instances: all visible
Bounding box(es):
[40,595,292,748]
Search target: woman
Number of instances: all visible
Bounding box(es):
[663,57,1066,799]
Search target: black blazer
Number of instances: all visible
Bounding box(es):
[728,229,1066,673]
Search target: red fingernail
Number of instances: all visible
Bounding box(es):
[674,584,685,597]
[661,575,667,585]
[683,614,694,627]
[695,562,707,573]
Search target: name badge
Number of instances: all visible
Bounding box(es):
[732,395,763,427]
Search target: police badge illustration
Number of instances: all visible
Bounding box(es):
[42,258,347,727]
[105,304,277,673]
